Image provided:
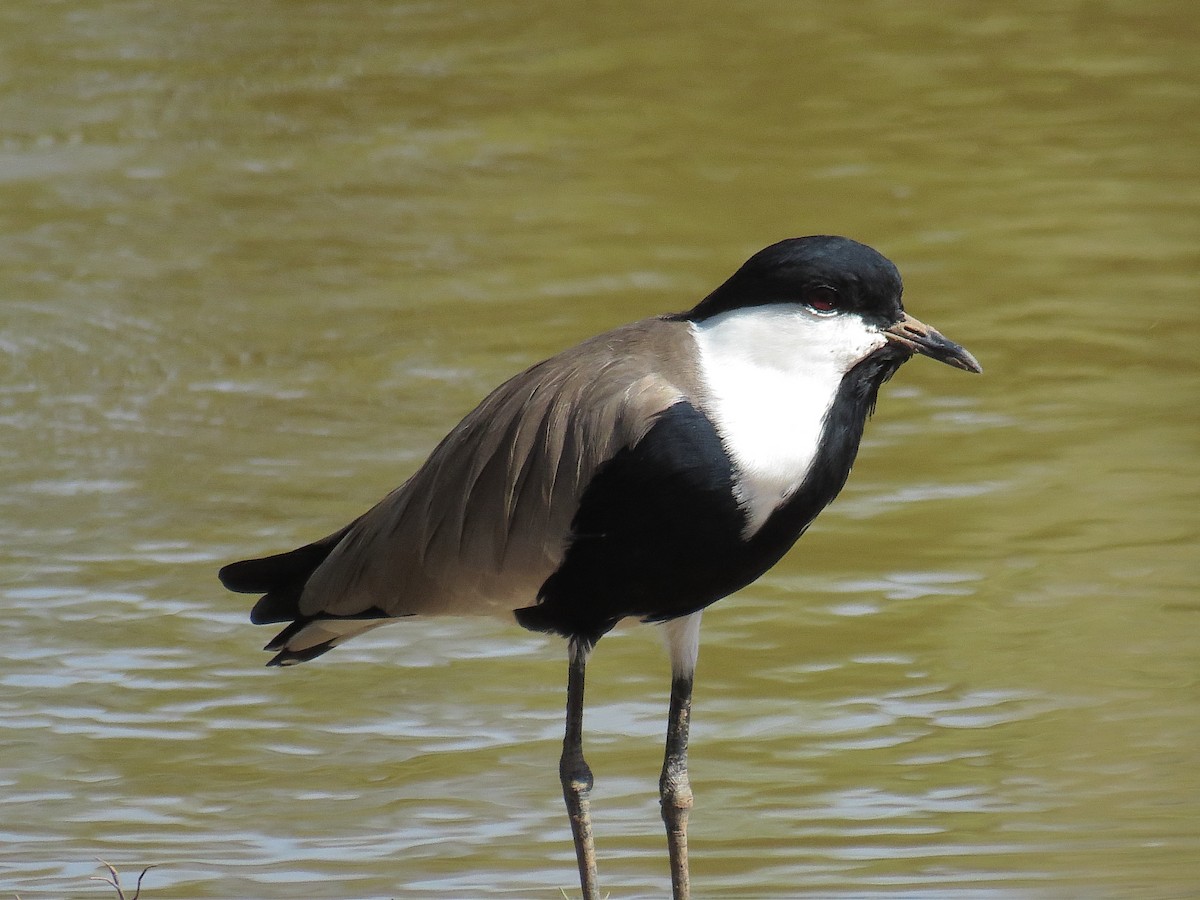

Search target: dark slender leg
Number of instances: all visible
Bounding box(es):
[660,674,694,900]
[560,641,599,899]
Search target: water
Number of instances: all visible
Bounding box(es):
[2,1,1197,897]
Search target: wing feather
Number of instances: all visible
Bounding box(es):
[296,318,697,620]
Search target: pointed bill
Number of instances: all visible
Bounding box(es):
[885,312,982,374]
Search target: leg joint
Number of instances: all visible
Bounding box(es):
[560,748,594,793]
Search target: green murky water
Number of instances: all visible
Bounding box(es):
[3,2,1196,897]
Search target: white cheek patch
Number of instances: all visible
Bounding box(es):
[691,306,886,536]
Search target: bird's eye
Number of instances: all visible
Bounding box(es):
[804,287,839,314]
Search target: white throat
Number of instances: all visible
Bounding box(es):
[691,305,886,536]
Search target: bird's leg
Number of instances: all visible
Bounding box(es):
[660,672,694,900]
[560,640,599,900]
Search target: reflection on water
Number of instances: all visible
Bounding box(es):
[2,0,1197,897]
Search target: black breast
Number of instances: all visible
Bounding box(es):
[515,352,900,647]
[516,401,746,645]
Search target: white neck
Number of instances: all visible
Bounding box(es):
[690,305,886,536]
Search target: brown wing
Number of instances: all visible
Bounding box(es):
[297,316,699,620]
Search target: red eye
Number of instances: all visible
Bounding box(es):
[805,287,839,313]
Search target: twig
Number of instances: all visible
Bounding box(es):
[88,859,157,900]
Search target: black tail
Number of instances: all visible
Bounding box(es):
[219,522,355,625]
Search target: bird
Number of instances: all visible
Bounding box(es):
[219,235,981,900]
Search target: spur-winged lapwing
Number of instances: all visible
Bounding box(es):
[220,235,981,900]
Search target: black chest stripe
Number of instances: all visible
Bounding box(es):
[516,401,747,644]
[515,353,900,646]
[751,351,901,560]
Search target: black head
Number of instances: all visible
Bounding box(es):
[684,236,904,326]
[684,235,981,374]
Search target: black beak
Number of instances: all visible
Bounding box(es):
[885,312,982,374]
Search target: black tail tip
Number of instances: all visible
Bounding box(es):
[219,558,264,593]
[264,641,337,667]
